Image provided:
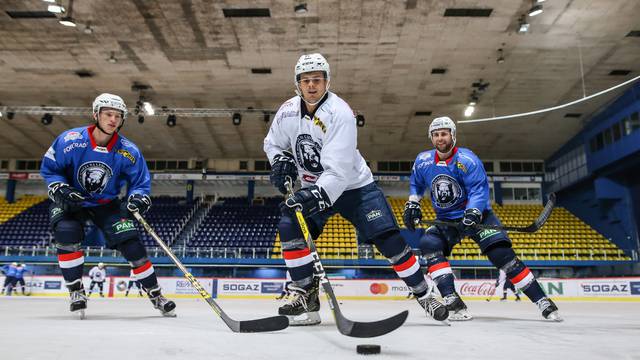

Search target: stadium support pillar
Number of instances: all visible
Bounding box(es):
[248,180,255,203]
[186,180,194,204]
[5,179,16,203]
[493,181,503,206]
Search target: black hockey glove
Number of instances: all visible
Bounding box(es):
[126,193,152,215]
[270,151,298,194]
[403,201,422,231]
[48,182,86,211]
[284,185,331,217]
[461,208,482,234]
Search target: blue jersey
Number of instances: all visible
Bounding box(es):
[409,147,490,220]
[15,266,27,279]
[1,264,17,277]
[40,125,151,207]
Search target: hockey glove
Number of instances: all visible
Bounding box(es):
[461,208,482,234]
[126,193,152,215]
[284,185,331,217]
[270,151,298,194]
[48,182,86,211]
[403,201,422,231]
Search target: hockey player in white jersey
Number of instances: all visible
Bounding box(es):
[264,53,449,325]
[88,263,107,297]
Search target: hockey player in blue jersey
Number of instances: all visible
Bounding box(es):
[1,262,18,295]
[40,93,176,318]
[403,116,561,321]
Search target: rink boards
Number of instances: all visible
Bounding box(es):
[3,275,640,301]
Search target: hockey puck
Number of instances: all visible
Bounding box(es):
[356,344,381,355]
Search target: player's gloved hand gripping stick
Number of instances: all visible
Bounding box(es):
[133,211,289,333]
[285,180,408,338]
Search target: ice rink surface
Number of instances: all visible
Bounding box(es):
[1,296,639,360]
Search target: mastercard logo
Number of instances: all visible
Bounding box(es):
[369,283,389,295]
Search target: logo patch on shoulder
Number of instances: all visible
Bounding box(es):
[117,149,136,164]
[456,161,467,173]
[64,131,82,142]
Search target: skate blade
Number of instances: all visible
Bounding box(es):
[546,311,563,322]
[73,309,86,320]
[449,311,473,321]
[161,310,177,318]
[286,312,321,326]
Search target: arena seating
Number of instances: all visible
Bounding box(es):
[188,197,279,257]
[0,195,50,247]
[136,196,196,247]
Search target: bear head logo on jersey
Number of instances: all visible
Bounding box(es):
[295,134,324,174]
[77,161,113,194]
[430,174,462,208]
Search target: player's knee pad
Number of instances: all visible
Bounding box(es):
[53,220,84,245]
[485,243,516,269]
[117,238,148,264]
[277,211,321,251]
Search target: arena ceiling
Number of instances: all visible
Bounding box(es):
[1,0,639,162]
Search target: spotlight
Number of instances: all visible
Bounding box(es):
[41,113,53,125]
[517,16,530,33]
[138,115,144,124]
[166,114,177,127]
[7,111,15,120]
[263,112,270,123]
[142,101,155,116]
[294,3,308,14]
[497,48,505,64]
[232,112,241,126]
[58,17,76,27]
[47,4,65,13]
[464,104,475,118]
[356,114,365,127]
[528,4,543,17]
[107,52,117,63]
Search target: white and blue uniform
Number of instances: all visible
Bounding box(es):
[41,125,150,206]
[2,264,18,293]
[409,147,490,220]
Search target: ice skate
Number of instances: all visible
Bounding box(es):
[536,297,562,322]
[67,280,87,319]
[278,278,321,326]
[417,290,449,323]
[146,286,177,317]
[443,293,473,321]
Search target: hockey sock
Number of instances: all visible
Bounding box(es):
[279,211,315,289]
[374,232,428,297]
[118,239,158,290]
[424,251,455,297]
[57,248,84,285]
[486,244,546,302]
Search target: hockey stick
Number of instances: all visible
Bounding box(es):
[133,212,289,333]
[285,182,408,338]
[421,193,556,233]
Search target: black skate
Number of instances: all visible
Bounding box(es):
[278,278,321,326]
[146,286,177,317]
[536,297,562,322]
[443,292,473,321]
[417,291,449,323]
[67,280,88,319]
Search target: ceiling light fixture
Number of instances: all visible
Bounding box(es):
[263,112,270,123]
[58,16,76,27]
[166,114,177,127]
[294,3,308,14]
[497,48,505,64]
[464,104,475,117]
[47,4,65,13]
[356,114,365,127]
[107,51,117,64]
[517,16,530,33]
[137,115,144,124]
[41,113,53,125]
[143,101,155,116]
[528,4,543,17]
[232,112,242,126]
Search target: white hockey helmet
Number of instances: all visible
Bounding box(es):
[294,53,330,82]
[428,116,457,143]
[98,262,104,268]
[11,262,18,266]
[92,93,128,121]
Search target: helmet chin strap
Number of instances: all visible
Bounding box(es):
[295,80,330,106]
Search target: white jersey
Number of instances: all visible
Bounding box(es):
[89,266,106,282]
[264,93,373,203]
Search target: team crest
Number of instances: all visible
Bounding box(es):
[77,161,113,194]
[430,174,462,208]
[295,134,324,174]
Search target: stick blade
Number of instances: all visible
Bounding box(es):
[234,315,290,333]
[337,310,408,338]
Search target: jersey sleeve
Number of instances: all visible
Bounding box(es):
[461,154,490,213]
[314,106,357,203]
[125,147,151,197]
[409,154,427,201]
[40,136,69,186]
[264,105,292,163]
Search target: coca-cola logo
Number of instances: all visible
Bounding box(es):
[369,283,389,295]
[459,282,496,296]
